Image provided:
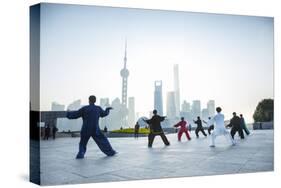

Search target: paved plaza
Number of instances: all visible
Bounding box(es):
[40,130,274,185]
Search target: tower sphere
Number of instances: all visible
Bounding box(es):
[120,68,129,77]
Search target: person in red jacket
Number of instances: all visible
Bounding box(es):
[174,117,191,141]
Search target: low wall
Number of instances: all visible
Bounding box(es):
[253,122,274,130]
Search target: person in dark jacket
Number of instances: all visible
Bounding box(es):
[240,114,250,135]
[145,110,170,147]
[227,112,244,139]
[188,124,192,132]
[66,95,116,159]
[193,116,207,138]
[134,122,140,139]
[44,124,50,140]
[52,125,58,139]
[103,126,108,133]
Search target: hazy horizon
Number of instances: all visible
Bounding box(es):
[39,3,274,122]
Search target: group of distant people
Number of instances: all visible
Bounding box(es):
[191,112,250,140]
[134,108,250,148]
[43,124,58,140]
[65,95,251,159]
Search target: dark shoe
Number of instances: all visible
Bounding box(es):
[76,153,84,159]
[107,151,117,156]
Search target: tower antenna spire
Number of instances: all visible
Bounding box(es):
[120,39,129,108]
[124,39,127,68]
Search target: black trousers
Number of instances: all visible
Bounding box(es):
[52,133,56,139]
[208,125,214,135]
[241,125,250,135]
[230,126,244,139]
[195,127,207,137]
[134,130,139,138]
[148,132,170,147]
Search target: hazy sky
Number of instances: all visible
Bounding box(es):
[40,3,274,122]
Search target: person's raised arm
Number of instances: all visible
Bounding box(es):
[66,107,84,119]
[226,118,233,128]
[160,116,166,122]
[174,121,181,127]
[144,118,151,125]
[100,107,113,118]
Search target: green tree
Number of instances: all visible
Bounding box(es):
[253,99,274,122]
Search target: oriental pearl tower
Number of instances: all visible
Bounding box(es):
[120,41,129,108]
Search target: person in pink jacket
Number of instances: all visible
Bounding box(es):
[174,117,191,141]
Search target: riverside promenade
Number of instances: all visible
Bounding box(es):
[40,130,273,185]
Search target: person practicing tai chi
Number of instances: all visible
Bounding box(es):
[44,124,50,140]
[193,116,207,138]
[203,117,214,135]
[66,95,117,159]
[144,110,170,147]
[209,107,235,147]
[227,112,245,140]
[134,121,140,139]
[240,114,250,135]
[188,124,192,132]
[173,117,191,141]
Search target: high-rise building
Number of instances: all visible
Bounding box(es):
[202,108,209,120]
[100,98,109,108]
[67,99,81,110]
[99,98,110,129]
[128,97,135,127]
[166,91,176,119]
[173,64,180,117]
[107,98,123,130]
[63,99,82,132]
[154,80,163,115]
[181,100,191,112]
[181,100,192,122]
[207,100,215,117]
[180,111,192,124]
[51,102,65,111]
[192,100,201,118]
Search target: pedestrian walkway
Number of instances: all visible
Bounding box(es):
[40,130,273,185]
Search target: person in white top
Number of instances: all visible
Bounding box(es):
[209,107,235,147]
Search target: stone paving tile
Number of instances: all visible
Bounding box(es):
[40,130,274,185]
[41,170,85,185]
[238,161,274,172]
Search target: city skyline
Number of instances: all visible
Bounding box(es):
[51,98,215,123]
[40,4,274,123]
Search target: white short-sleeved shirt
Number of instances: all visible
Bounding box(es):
[211,113,227,134]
